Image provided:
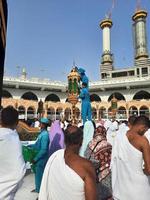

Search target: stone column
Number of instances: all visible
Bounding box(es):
[25,108,27,121]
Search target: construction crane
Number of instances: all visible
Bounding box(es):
[136,0,141,11]
[107,0,116,19]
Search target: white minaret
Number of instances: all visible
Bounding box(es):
[100,18,113,79]
[132,10,148,60]
[21,67,27,80]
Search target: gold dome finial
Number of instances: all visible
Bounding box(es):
[100,18,113,29]
[132,10,147,21]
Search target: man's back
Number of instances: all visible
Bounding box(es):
[0,128,26,199]
[39,125,97,200]
[39,150,85,200]
[64,149,97,200]
[112,132,150,200]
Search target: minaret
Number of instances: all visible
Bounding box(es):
[21,67,27,80]
[132,10,148,60]
[100,18,113,79]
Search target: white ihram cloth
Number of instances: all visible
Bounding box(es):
[111,133,150,200]
[145,129,150,143]
[0,128,26,200]
[107,121,118,146]
[39,149,85,200]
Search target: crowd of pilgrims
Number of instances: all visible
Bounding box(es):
[0,106,150,200]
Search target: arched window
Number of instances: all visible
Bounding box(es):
[129,106,138,116]
[75,107,80,120]
[45,94,60,102]
[27,107,35,119]
[139,106,149,118]
[133,91,150,100]
[108,92,126,102]
[65,98,69,102]
[21,92,38,101]
[64,108,71,121]
[56,107,63,120]
[108,107,112,119]
[2,90,12,98]
[92,107,97,119]
[118,106,127,119]
[18,106,25,119]
[90,94,101,102]
[47,107,55,120]
[99,107,107,119]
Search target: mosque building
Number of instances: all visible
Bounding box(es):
[2,8,150,121]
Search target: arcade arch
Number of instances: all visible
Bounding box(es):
[18,106,25,119]
[108,92,126,102]
[139,106,149,118]
[118,106,127,119]
[65,98,69,102]
[21,92,38,101]
[56,107,63,120]
[2,90,12,98]
[27,106,35,119]
[129,106,138,116]
[47,107,55,120]
[75,107,80,120]
[133,90,150,100]
[92,107,97,119]
[90,94,101,102]
[45,94,60,102]
[99,107,107,119]
[64,108,71,121]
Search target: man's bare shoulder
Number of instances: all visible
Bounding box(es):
[141,136,150,146]
[134,135,150,152]
[75,155,94,170]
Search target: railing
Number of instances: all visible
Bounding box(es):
[90,76,150,86]
[3,75,150,89]
[3,76,66,87]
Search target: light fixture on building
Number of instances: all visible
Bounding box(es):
[67,67,80,124]
[111,94,118,118]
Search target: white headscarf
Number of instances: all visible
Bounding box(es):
[79,121,94,157]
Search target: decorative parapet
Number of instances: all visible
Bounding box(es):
[3,75,150,91]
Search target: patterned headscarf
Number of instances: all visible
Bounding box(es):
[79,121,94,157]
[87,125,112,182]
[49,120,64,157]
[95,125,107,138]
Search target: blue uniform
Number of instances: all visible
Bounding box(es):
[79,87,92,124]
[78,68,89,87]
[29,129,49,193]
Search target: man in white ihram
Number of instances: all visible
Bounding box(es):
[39,126,97,200]
[106,118,118,146]
[111,116,150,200]
[0,107,26,200]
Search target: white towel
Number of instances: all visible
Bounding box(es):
[0,128,26,200]
[111,133,150,200]
[39,149,85,200]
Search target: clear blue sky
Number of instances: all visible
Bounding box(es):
[4,0,150,81]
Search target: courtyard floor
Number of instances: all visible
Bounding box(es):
[15,171,38,200]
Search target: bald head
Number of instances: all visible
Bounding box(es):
[64,126,83,146]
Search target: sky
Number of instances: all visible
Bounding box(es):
[4,0,150,81]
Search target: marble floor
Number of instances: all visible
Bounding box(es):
[15,171,38,200]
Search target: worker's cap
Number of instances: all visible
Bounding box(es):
[40,118,49,124]
[78,68,85,74]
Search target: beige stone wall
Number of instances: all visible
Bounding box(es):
[2,98,150,120]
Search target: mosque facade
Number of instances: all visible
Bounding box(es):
[2,9,150,121]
